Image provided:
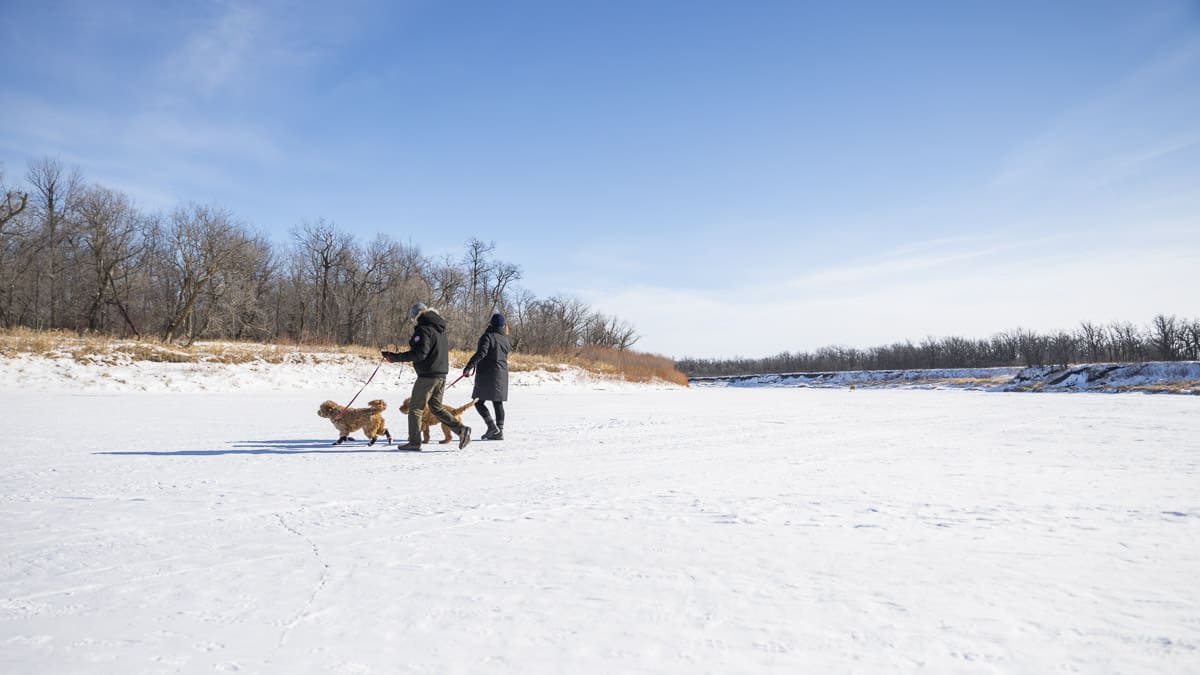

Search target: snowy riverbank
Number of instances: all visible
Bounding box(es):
[690,361,1200,394]
[0,353,676,394]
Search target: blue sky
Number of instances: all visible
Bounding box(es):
[2,0,1198,358]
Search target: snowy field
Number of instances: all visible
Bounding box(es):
[2,374,1199,673]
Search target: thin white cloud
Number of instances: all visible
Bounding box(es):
[162,3,265,95]
[0,91,280,207]
[989,37,1200,195]
[155,0,387,99]
[581,234,1200,359]
[776,236,1051,293]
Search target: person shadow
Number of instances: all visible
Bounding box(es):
[94,439,453,456]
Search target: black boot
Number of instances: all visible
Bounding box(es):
[482,420,501,440]
[490,424,503,441]
[479,409,500,440]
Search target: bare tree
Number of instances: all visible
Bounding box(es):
[1184,319,1200,361]
[1013,327,1048,367]
[1150,314,1181,361]
[462,237,495,315]
[583,313,640,350]
[73,186,146,335]
[1077,321,1105,363]
[486,261,521,311]
[0,208,39,327]
[374,240,433,347]
[339,234,392,345]
[25,157,82,329]
[1048,330,1077,368]
[1107,321,1142,362]
[428,254,466,309]
[159,204,252,344]
[942,336,973,367]
[0,169,28,234]
[291,219,353,342]
[521,295,591,353]
[203,233,276,341]
[505,287,537,351]
[918,335,943,368]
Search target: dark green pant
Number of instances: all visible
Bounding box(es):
[407,376,465,444]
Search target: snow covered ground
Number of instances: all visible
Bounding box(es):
[2,359,1199,673]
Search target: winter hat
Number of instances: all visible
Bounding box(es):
[409,303,428,320]
[489,313,506,328]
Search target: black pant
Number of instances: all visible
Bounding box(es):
[408,376,465,444]
[474,400,504,426]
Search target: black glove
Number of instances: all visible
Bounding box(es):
[463,366,474,377]
[381,351,399,363]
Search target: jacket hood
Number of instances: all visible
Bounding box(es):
[416,308,446,331]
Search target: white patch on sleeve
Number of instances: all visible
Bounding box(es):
[412,335,421,343]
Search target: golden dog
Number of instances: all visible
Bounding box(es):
[317,399,392,446]
[399,398,477,444]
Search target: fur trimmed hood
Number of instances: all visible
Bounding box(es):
[415,307,446,331]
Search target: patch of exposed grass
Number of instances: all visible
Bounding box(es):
[0,330,388,365]
[1115,381,1200,395]
[927,376,1013,388]
[0,327,80,357]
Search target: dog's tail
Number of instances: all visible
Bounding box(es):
[366,399,386,412]
[451,399,478,416]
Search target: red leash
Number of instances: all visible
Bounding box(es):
[335,358,385,420]
[337,363,465,420]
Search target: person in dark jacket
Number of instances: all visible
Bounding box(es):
[463,312,510,440]
[382,303,471,450]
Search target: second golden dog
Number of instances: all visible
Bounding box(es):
[399,398,478,444]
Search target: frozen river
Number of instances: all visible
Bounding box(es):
[1,386,1197,673]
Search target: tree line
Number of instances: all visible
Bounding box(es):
[0,157,638,353]
[677,315,1200,377]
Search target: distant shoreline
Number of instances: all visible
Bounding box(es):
[689,362,1200,395]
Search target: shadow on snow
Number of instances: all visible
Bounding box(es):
[94,438,451,456]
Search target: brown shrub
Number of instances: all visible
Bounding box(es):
[571,345,689,386]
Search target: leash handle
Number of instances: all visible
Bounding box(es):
[335,359,385,420]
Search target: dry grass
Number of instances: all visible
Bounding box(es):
[452,344,688,385]
[571,345,689,386]
[1116,381,1200,395]
[0,329,380,365]
[841,375,1014,390]
[932,376,1014,387]
[0,329,689,386]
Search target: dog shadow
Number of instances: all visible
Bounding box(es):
[94,438,450,456]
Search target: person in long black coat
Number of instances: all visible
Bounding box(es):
[463,312,510,440]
